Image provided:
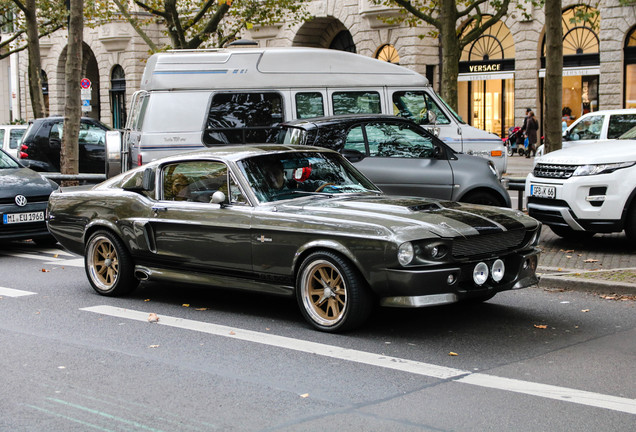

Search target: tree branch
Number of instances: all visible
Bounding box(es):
[392,0,440,29]
[113,0,158,52]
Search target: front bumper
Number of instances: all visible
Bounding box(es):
[379,248,540,308]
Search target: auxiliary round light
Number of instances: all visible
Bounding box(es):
[473,262,489,285]
[447,274,456,285]
[491,259,505,282]
[398,242,414,266]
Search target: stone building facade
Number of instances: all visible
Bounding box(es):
[1,0,634,138]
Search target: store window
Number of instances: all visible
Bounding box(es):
[625,27,636,109]
[540,5,600,124]
[110,65,126,129]
[458,19,515,137]
[376,44,400,64]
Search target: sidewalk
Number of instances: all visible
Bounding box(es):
[503,154,636,298]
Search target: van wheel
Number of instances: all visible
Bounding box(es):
[549,225,595,240]
[296,251,373,333]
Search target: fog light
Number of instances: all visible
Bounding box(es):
[447,274,456,285]
[491,259,505,282]
[473,262,489,285]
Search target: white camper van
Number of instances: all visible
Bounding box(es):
[107,47,507,177]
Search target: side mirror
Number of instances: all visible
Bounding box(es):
[211,191,226,204]
[105,130,123,178]
[341,149,365,162]
[142,167,155,190]
[427,110,438,125]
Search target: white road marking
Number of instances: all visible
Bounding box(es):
[45,258,84,268]
[82,305,636,415]
[0,287,36,297]
[0,250,84,268]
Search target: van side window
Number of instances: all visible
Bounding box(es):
[607,114,636,139]
[296,93,324,118]
[392,91,450,125]
[204,92,283,145]
[332,92,381,115]
[364,122,436,158]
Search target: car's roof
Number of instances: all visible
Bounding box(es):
[146,144,336,165]
[0,124,27,129]
[281,114,412,128]
[576,109,636,118]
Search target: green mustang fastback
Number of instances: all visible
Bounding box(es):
[47,145,541,332]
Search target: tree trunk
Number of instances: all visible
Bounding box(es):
[544,0,563,154]
[438,0,459,111]
[25,0,46,118]
[60,0,83,185]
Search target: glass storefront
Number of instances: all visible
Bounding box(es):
[458,18,515,137]
[625,27,636,109]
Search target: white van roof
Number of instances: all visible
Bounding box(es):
[140,47,430,91]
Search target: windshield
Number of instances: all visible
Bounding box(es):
[619,125,636,140]
[0,149,21,169]
[238,151,380,203]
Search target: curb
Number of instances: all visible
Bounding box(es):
[537,274,636,296]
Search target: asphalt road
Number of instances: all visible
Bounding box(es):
[1,241,634,431]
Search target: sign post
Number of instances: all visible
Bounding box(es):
[80,78,92,112]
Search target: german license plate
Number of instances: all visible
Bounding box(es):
[2,211,45,224]
[530,184,556,199]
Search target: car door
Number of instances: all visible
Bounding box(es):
[147,160,253,275]
[344,121,454,200]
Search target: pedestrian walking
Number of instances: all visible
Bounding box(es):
[524,111,539,158]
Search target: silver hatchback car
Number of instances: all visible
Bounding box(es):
[277,115,510,207]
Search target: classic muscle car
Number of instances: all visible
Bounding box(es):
[47,145,541,332]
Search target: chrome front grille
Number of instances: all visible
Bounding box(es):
[533,163,578,179]
[452,229,526,258]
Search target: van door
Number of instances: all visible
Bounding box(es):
[291,90,329,119]
[123,90,149,170]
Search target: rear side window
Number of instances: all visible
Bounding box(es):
[332,92,381,115]
[295,93,324,119]
[204,92,283,145]
[607,114,636,139]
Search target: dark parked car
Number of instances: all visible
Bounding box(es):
[19,116,110,173]
[0,148,58,244]
[276,115,511,207]
[47,145,540,332]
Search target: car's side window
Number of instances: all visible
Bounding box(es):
[162,161,229,203]
[392,91,451,125]
[344,126,367,154]
[569,115,603,140]
[9,129,25,149]
[332,91,381,115]
[296,92,324,119]
[607,114,636,139]
[78,123,106,146]
[50,122,63,141]
[365,122,436,158]
[228,174,248,205]
[0,129,4,146]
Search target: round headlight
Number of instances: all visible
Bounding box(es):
[473,262,489,285]
[398,242,414,266]
[491,259,505,282]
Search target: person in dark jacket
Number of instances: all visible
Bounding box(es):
[524,111,539,158]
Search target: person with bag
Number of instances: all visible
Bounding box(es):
[524,111,539,158]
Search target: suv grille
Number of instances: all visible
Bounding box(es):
[533,163,578,179]
[452,229,526,258]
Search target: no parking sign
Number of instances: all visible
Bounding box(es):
[80,78,91,89]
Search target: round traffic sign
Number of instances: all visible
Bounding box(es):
[80,78,91,89]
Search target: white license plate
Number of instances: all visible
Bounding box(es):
[2,211,45,224]
[530,184,556,199]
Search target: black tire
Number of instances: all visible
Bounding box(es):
[296,251,373,332]
[549,225,595,240]
[460,190,506,207]
[624,204,636,243]
[518,148,525,157]
[85,230,138,296]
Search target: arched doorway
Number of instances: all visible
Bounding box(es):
[110,65,126,129]
[625,26,636,108]
[458,18,515,137]
[292,17,356,53]
[540,5,600,124]
[57,42,101,120]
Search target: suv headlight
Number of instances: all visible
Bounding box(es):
[573,162,635,176]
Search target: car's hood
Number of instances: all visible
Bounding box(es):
[279,194,535,240]
[0,167,56,199]
[536,140,636,165]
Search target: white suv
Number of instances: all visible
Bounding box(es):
[526,141,636,240]
[535,109,636,158]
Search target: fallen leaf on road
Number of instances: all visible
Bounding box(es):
[229,331,236,335]
[581,309,590,312]
[144,299,151,302]
[147,313,159,322]
[534,324,548,329]
[182,304,190,307]
[195,308,208,311]
[448,352,458,356]
[148,345,160,348]
[41,269,49,272]
[583,259,598,263]
[300,393,309,398]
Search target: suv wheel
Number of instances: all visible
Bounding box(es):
[549,225,595,240]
